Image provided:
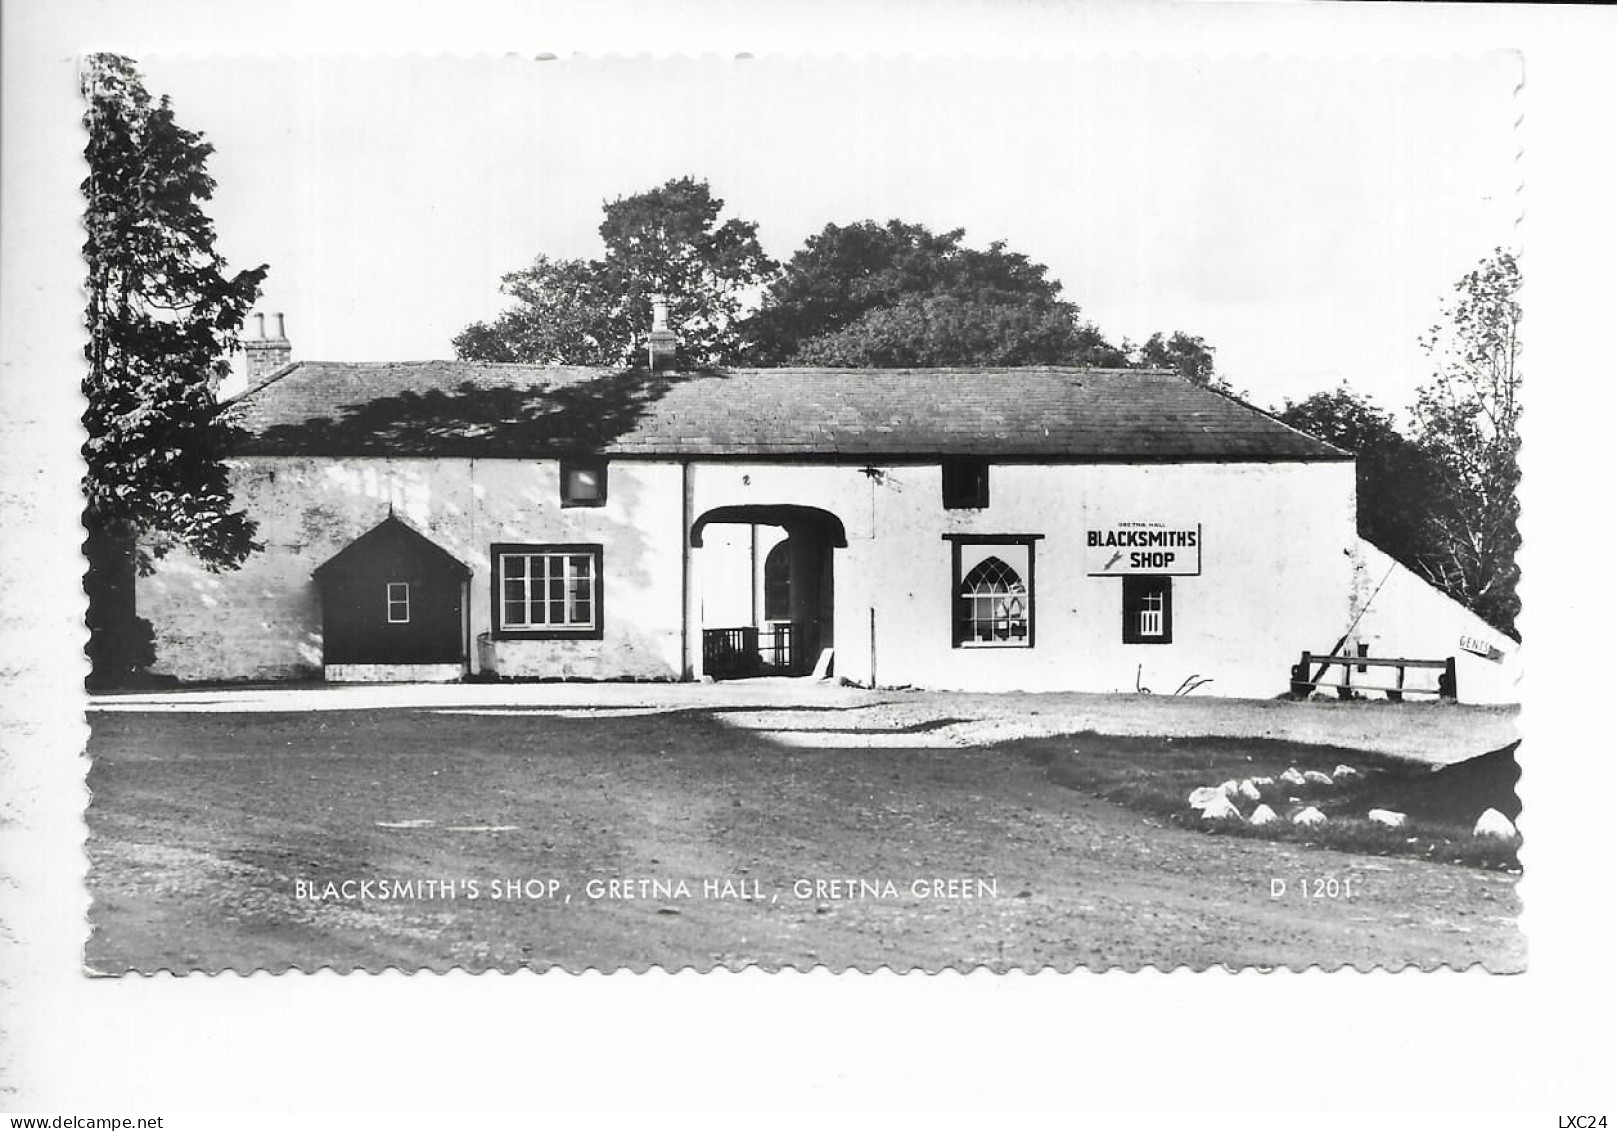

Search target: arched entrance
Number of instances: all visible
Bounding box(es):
[690,504,846,679]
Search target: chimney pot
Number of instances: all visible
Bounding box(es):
[243,310,293,385]
[647,294,677,371]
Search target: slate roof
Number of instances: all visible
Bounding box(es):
[225,361,1348,462]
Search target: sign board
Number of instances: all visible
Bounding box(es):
[1085,522,1202,576]
[1459,634,1505,662]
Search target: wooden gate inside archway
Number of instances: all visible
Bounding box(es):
[690,504,845,679]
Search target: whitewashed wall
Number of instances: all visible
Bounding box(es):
[144,454,1361,695]
[139,456,687,682]
[690,460,1359,698]
[1347,539,1522,705]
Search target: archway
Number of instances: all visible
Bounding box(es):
[690,504,844,679]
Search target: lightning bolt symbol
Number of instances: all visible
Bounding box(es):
[1103,550,1124,571]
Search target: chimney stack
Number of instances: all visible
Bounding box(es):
[647,294,677,371]
[243,310,292,386]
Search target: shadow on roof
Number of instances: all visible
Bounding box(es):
[245,367,715,457]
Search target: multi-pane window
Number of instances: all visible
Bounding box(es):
[946,536,1039,649]
[560,459,608,507]
[1122,575,1173,644]
[959,556,1028,645]
[386,581,410,624]
[492,544,603,637]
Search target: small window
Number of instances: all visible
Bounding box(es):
[492,543,604,639]
[942,458,990,509]
[946,537,1038,649]
[1122,575,1173,644]
[561,459,608,507]
[386,582,410,624]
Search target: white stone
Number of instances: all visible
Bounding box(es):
[1237,779,1263,802]
[1292,806,1326,828]
[1333,764,1360,780]
[1219,778,1242,798]
[1252,776,1275,787]
[1302,770,1334,786]
[1279,767,1307,786]
[1249,804,1279,826]
[1199,795,1244,822]
[1473,808,1517,840]
[1367,809,1406,828]
[1188,786,1225,809]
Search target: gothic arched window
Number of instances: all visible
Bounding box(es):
[959,555,1029,645]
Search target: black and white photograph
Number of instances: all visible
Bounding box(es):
[74,50,1526,975]
[4,0,1615,1121]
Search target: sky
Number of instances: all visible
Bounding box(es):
[136,53,1521,412]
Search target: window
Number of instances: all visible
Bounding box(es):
[1122,575,1173,644]
[960,557,1028,645]
[945,535,1040,648]
[560,459,608,507]
[491,543,604,639]
[763,540,791,621]
[386,582,410,624]
[942,458,990,509]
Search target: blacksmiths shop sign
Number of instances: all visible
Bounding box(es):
[1085,522,1202,576]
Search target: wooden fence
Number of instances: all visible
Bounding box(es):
[1289,647,1456,701]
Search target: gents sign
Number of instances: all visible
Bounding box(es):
[1459,634,1505,662]
[1085,523,1202,576]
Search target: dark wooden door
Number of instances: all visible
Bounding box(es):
[322,568,463,665]
[315,519,467,666]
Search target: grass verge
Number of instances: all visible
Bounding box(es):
[1017,732,1521,871]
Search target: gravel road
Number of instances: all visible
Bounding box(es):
[85,693,1523,973]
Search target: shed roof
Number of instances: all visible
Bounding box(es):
[311,514,471,581]
[227,361,1347,462]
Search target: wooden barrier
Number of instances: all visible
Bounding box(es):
[1290,650,1456,701]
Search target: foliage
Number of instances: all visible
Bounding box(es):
[742,220,1085,363]
[1134,331,1222,389]
[82,53,267,576]
[454,177,774,367]
[789,292,1127,368]
[1277,385,1447,578]
[1411,249,1522,637]
[743,219,1225,380]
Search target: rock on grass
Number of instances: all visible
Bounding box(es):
[1473,808,1517,840]
[1292,806,1326,828]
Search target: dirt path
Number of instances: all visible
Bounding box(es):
[85,706,1522,973]
[94,678,1518,762]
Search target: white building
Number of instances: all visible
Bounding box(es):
[135,326,1520,702]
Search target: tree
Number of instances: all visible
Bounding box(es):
[454,177,773,367]
[741,220,1126,366]
[1411,248,1522,636]
[790,293,1129,368]
[82,54,267,681]
[1134,331,1221,389]
[1276,385,1446,578]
